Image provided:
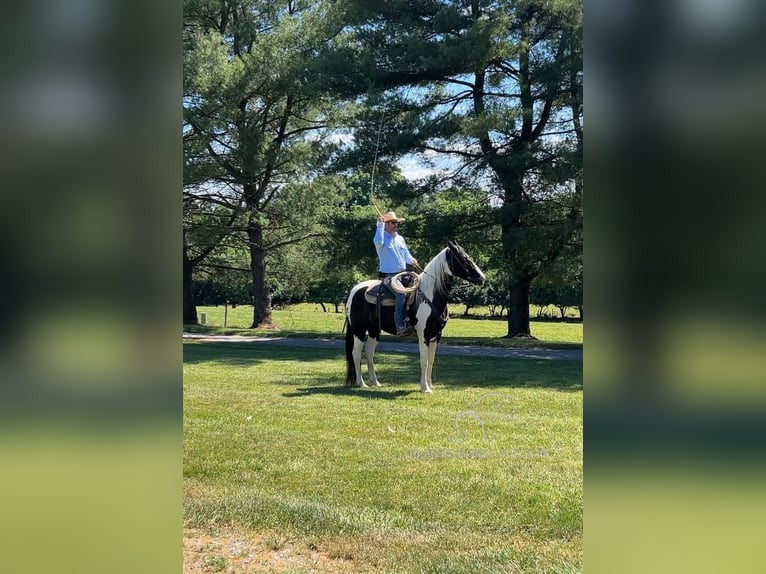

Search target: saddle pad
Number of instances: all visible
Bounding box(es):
[364,282,395,306]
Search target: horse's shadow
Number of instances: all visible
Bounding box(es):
[282,385,416,400]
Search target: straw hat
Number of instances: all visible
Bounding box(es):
[382,211,405,223]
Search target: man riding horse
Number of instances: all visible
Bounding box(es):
[346,234,485,392]
[373,211,419,336]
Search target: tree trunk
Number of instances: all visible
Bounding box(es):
[183,254,198,325]
[248,222,273,328]
[507,276,532,338]
[498,167,534,338]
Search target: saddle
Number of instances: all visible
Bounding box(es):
[364,276,417,307]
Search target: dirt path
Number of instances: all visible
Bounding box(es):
[184,528,363,574]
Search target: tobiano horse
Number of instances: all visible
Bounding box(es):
[344,240,485,393]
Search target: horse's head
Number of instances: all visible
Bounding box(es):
[446,240,486,285]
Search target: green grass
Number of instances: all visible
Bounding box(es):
[187,303,583,349]
[184,341,582,573]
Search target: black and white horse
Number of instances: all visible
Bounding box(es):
[344,240,485,393]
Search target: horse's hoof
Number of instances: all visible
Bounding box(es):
[373,382,382,387]
[357,382,368,388]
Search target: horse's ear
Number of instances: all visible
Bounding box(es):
[448,239,457,249]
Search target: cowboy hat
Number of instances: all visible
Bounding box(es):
[382,211,405,223]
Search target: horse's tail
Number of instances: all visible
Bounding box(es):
[344,318,356,387]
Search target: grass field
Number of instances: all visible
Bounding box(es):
[183,340,582,573]
[187,304,583,349]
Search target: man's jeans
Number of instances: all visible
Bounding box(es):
[394,292,406,331]
[380,272,407,331]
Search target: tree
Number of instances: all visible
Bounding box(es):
[307,275,351,313]
[184,0,344,327]
[532,247,582,319]
[330,0,583,337]
[182,192,243,324]
[182,71,246,325]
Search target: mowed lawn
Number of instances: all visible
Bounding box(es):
[183,341,582,573]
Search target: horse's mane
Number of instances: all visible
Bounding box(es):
[418,248,451,300]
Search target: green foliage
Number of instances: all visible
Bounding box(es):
[531,249,582,318]
[325,204,381,276]
[193,273,250,306]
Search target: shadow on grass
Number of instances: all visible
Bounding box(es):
[441,335,582,350]
[282,386,416,400]
[430,355,583,393]
[184,342,582,392]
[183,341,337,365]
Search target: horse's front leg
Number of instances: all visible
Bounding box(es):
[424,341,438,392]
[418,336,433,393]
[365,336,381,386]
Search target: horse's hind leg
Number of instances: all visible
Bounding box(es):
[351,335,368,388]
[365,336,381,386]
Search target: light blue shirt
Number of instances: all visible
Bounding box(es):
[374,222,414,273]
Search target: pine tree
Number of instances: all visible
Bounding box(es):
[183,0,343,327]
[331,0,583,337]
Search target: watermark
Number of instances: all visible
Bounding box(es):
[408,447,550,460]
[406,392,550,460]
[453,392,515,441]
